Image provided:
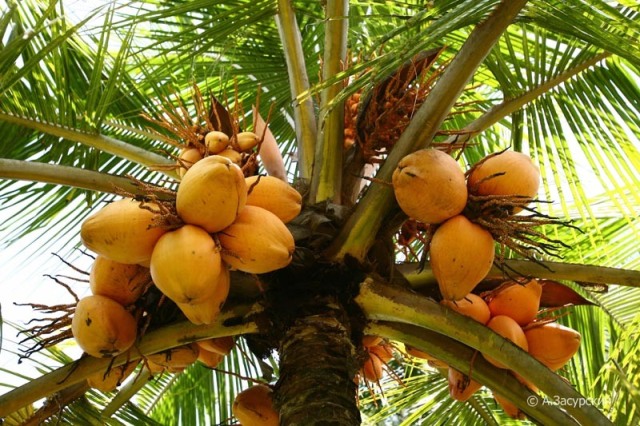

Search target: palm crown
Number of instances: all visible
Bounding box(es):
[0,0,639,424]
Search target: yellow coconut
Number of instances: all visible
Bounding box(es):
[467,150,540,212]
[90,255,150,306]
[233,384,279,426]
[176,155,247,233]
[440,293,491,324]
[147,344,200,370]
[487,279,542,326]
[81,198,167,265]
[448,368,482,402]
[87,361,139,392]
[245,175,302,223]
[72,295,137,358]
[430,215,495,301]
[233,131,260,152]
[219,205,295,274]
[197,336,235,356]
[217,147,243,165]
[483,315,528,369]
[175,266,230,325]
[392,149,467,224]
[524,322,581,371]
[150,224,223,304]
[178,147,203,178]
[205,131,230,154]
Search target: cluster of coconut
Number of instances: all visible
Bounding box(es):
[359,336,396,384]
[392,148,541,301]
[405,283,581,419]
[71,130,301,377]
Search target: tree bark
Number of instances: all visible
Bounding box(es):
[274,298,360,426]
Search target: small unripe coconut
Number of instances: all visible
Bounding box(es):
[176,155,247,233]
[147,344,200,370]
[448,368,482,402]
[467,150,540,211]
[368,343,394,364]
[175,266,230,325]
[219,205,295,274]
[217,147,243,165]
[205,131,230,154]
[524,322,581,371]
[483,315,528,369]
[361,353,384,382]
[245,175,302,223]
[198,347,225,368]
[87,361,139,392]
[493,392,525,419]
[150,225,223,304]
[90,255,150,306]
[233,384,279,426]
[392,149,467,224]
[196,336,235,356]
[72,295,137,358]
[487,279,542,326]
[81,198,167,265]
[430,215,495,301]
[178,147,203,178]
[440,293,491,324]
[233,131,260,152]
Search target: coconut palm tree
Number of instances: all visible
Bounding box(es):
[0,0,639,424]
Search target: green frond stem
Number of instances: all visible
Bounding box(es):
[0,159,174,201]
[275,0,317,181]
[356,278,612,425]
[20,382,90,426]
[102,368,153,418]
[368,322,579,425]
[326,0,529,262]
[0,112,176,178]
[398,259,640,289]
[309,0,349,204]
[0,304,257,417]
[443,52,612,146]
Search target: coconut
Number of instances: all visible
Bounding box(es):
[404,345,448,368]
[362,335,383,348]
[150,225,224,304]
[219,205,295,274]
[493,392,525,420]
[430,215,495,301]
[176,155,247,233]
[196,336,235,356]
[81,198,167,265]
[147,344,200,370]
[205,131,230,154]
[483,315,528,369]
[487,279,542,326]
[90,255,150,306]
[392,149,467,224]
[233,384,279,426]
[217,148,243,165]
[178,147,203,178]
[524,322,581,371]
[369,343,394,364]
[233,131,260,152]
[175,266,230,325]
[87,361,139,392]
[448,368,482,402]
[245,175,302,223]
[72,295,137,358]
[197,347,225,368]
[361,353,384,382]
[440,293,491,324]
[467,150,540,211]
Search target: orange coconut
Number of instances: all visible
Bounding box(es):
[361,353,384,383]
[196,336,235,356]
[524,322,581,371]
[219,205,295,274]
[245,175,302,223]
[467,150,540,212]
[80,198,167,265]
[89,255,150,306]
[430,215,495,301]
[233,384,279,426]
[176,155,247,233]
[487,279,542,326]
[178,147,203,178]
[493,392,525,420]
[150,224,223,304]
[392,149,467,224]
[217,147,243,165]
[87,361,139,392]
[448,368,482,402]
[175,266,230,325]
[362,335,383,348]
[369,343,394,364]
[72,295,137,358]
[147,344,200,370]
[198,347,225,368]
[483,315,528,369]
[205,131,230,154]
[440,293,491,324]
[404,345,448,368]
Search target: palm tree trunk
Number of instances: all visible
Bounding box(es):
[274,297,360,425]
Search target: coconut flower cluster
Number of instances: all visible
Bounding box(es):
[72,132,301,366]
[392,148,541,301]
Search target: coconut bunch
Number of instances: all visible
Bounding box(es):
[392,148,546,302]
[358,336,396,384]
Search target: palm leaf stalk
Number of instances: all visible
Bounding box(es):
[327,0,530,262]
